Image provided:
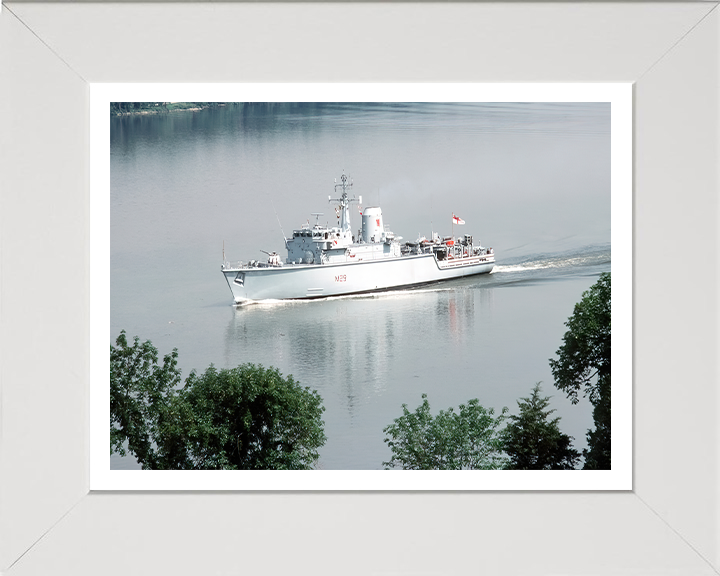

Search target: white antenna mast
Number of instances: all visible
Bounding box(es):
[265,191,288,248]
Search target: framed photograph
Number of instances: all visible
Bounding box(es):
[2,2,718,574]
[90,83,631,492]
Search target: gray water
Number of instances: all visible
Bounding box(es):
[111,102,610,470]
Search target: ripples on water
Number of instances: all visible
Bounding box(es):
[490,244,610,284]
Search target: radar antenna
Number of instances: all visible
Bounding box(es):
[328,172,361,233]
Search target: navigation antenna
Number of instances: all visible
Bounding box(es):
[310,212,324,225]
[329,172,362,233]
[266,192,288,248]
[335,173,352,195]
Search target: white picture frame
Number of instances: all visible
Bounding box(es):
[1,2,718,574]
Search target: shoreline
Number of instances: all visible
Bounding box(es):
[113,107,203,117]
[112,103,228,116]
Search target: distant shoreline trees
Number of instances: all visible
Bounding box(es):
[110,102,232,116]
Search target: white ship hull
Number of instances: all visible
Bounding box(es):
[222,253,494,303]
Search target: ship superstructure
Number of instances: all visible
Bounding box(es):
[222,173,495,303]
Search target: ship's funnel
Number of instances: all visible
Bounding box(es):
[361,207,384,243]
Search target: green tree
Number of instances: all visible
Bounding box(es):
[159,365,326,470]
[110,332,326,470]
[549,272,611,469]
[110,331,182,469]
[383,394,508,470]
[502,383,580,470]
[583,376,611,470]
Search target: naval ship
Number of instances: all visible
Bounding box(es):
[221,173,495,304]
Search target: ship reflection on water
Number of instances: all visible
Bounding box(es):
[223,284,494,389]
[222,282,499,469]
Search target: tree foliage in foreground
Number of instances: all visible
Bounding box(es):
[549,272,611,469]
[161,365,327,470]
[383,394,508,470]
[111,331,326,470]
[502,383,580,470]
[110,331,183,469]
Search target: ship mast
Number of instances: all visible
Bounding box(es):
[328,173,361,235]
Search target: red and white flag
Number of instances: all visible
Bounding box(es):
[452,214,465,225]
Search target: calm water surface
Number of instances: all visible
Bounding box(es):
[111,103,610,470]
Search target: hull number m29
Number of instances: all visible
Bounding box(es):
[335,274,347,283]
